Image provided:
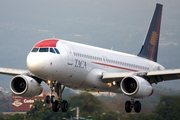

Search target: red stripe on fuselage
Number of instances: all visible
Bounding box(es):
[92,62,138,72]
[34,39,59,47]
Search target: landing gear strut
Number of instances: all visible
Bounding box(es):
[125,98,141,113]
[46,81,55,104]
[46,81,68,112]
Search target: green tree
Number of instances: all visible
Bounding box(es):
[9,114,24,120]
[70,92,102,114]
[147,95,180,120]
[101,111,119,120]
[0,116,3,120]
[26,99,73,120]
[142,113,162,120]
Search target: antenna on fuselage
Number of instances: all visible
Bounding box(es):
[53,35,55,39]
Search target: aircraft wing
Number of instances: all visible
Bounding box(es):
[102,69,180,84]
[0,67,29,76]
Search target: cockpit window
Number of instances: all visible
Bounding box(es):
[39,48,49,52]
[50,48,56,53]
[31,48,39,52]
[54,48,60,54]
[31,47,59,54]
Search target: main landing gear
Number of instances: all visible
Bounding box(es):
[125,98,141,113]
[46,81,68,112]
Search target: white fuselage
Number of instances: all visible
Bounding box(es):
[27,39,165,93]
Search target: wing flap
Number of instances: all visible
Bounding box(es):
[102,72,135,83]
[102,69,180,84]
[147,69,180,76]
[147,69,180,83]
[0,67,29,76]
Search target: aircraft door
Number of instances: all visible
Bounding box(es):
[62,42,73,65]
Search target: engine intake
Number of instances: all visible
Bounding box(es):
[10,75,43,98]
[120,75,153,98]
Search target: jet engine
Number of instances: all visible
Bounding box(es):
[120,75,153,98]
[10,75,43,98]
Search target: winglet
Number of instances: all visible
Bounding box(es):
[138,3,163,62]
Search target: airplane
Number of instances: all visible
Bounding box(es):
[0,3,180,113]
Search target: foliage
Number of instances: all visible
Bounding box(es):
[138,95,180,120]
[25,93,103,120]
[151,95,180,120]
[3,114,24,120]
[9,114,24,120]
[2,93,180,120]
[26,99,73,120]
[70,92,102,114]
[0,116,3,120]
[0,94,12,113]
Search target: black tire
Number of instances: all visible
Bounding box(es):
[46,95,50,104]
[134,101,141,113]
[51,95,55,103]
[125,101,132,113]
[61,100,68,112]
[52,100,59,112]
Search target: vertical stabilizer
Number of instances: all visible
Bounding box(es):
[138,3,163,62]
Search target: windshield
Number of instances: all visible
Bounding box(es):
[50,48,55,53]
[31,47,60,54]
[31,48,39,52]
[54,48,60,54]
[39,48,49,52]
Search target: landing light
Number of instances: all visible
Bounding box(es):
[47,80,51,84]
[107,83,112,87]
[113,81,116,85]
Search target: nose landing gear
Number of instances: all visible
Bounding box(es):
[125,98,141,113]
[46,81,68,112]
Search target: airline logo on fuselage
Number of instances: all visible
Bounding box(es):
[149,31,158,46]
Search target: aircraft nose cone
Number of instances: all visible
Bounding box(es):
[27,53,45,73]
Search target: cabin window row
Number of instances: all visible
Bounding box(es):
[106,59,149,71]
[74,52,102,61]
[73,52,149,71]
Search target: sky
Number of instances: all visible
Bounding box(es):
[0,0,180,89]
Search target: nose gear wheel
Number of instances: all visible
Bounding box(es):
[52,100,59,112]
[45,81,69,112]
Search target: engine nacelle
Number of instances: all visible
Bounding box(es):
[120,75,153,98]
[10,75,43,98]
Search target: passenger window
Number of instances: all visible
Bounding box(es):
[54,48,60,54]
[50,48,56,53]
[39,48,49,52]
[31,48,39,52]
